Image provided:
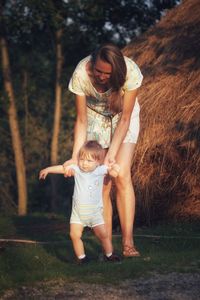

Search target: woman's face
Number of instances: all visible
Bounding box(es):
[93,58,112,85]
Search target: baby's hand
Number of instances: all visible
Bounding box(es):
[39,168,48,180]
[108,163,120,178]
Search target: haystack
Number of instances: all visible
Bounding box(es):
[123,0,200,223]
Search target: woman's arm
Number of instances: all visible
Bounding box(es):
[105,89,138,164]
[63,95,87,175]
[71,95,87,161]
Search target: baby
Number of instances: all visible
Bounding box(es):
[39,140,120,264]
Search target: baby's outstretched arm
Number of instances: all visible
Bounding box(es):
[39,165,66,180]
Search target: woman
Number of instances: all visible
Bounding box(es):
[64,43,143,257]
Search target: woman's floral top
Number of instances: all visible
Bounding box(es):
[68,56,143,148]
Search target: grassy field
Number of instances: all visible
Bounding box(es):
[0,214,199,295]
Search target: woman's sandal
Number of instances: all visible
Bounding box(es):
[123,245,140,257]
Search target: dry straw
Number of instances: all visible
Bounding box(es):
[123,0,200,223]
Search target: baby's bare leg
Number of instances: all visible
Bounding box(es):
[93,224,113,255]
[70,223,85,258]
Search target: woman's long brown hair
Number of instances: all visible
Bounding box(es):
[91,43,127,113]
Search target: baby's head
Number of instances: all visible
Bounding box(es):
[78,140,104,172]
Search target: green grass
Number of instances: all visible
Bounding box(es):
[0,215,199,294]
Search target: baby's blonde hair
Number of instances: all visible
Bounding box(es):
[79,140,104,162]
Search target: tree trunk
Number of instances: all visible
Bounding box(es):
[22,70,29,142]
[50,28,64,212]
[51,28,63,165]
[0,36,28,216]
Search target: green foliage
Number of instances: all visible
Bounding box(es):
[67,0,179,49]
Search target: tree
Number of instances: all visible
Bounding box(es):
[50,28,64,211]
[51,29,63,165]
[66,0,179,50]
[0,34,27,215]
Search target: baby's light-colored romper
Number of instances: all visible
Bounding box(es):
[70,165,108,228]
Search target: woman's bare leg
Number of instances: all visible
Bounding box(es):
[102,177,113,241]
[102,148,113,240]
[115,143,139,253]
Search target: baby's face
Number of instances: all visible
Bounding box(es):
[78,154,100,172]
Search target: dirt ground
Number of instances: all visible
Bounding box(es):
[1,272,200,300]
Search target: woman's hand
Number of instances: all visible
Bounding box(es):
[108,163,120,178]
[104,154,116,168]
[63,158,78,177]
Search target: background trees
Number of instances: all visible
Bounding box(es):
[0,0,178,216]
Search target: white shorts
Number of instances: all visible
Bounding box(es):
[70,203,104,228]
[123,105,140,144]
